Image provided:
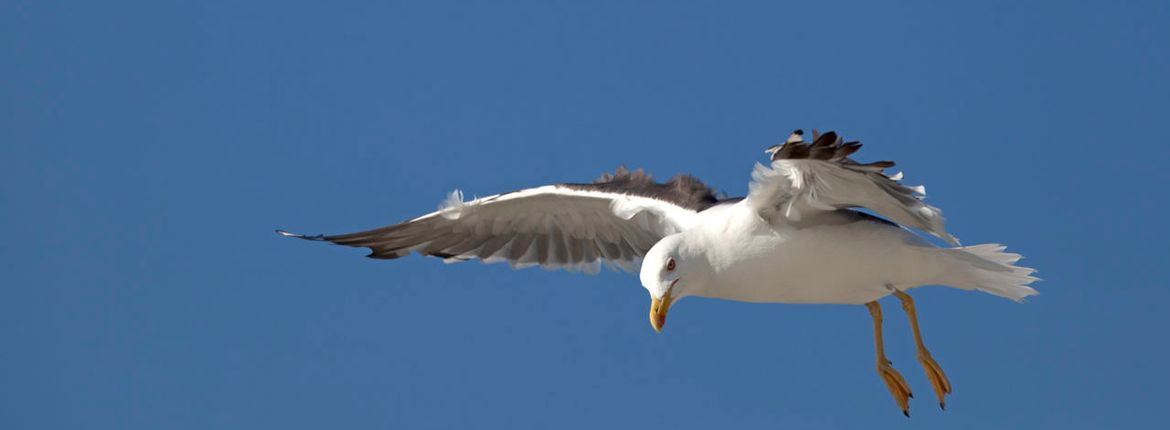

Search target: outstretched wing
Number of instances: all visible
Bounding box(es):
[747,129,958,245]
[279,168,723,273]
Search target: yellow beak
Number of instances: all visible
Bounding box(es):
[649,290,674,333]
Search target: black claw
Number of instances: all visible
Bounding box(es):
[903,410,910,418]
[908,392,914,399]
[940,402,946,411]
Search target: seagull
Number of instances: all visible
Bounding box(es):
[278,129,1038,416]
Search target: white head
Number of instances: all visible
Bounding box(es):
[639,233,708,333]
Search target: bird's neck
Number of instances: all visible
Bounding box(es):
[673,232,719,299]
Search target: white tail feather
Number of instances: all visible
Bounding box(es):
[936,244,1039,302]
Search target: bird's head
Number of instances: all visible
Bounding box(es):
[640,234,706,333]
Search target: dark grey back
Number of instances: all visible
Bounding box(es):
[560,166,728,212]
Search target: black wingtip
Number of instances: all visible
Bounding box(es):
[275,229,326,241]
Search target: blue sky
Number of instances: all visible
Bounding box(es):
[3,1,1168,428]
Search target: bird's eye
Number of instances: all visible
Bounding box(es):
[666,258,676,271]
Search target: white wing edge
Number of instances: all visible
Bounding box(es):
[433,185,702,232]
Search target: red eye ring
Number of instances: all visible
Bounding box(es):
[666,258,676,271]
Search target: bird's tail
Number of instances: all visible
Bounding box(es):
[932,244,1039,302]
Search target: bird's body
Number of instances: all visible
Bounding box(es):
[280,129,1039,416]
[688,204,934,304]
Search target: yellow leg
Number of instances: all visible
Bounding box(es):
[893,290,953,410]
[866,301,913,417]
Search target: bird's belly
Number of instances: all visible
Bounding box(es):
[705,220,929,305]
[721,260,890,304]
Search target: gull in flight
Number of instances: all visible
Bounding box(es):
[278,129,1038,415]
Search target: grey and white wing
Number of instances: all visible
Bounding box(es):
[747,129,958,245]
[279,170,718,273]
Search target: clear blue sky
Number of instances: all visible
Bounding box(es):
[3,1,1168,428]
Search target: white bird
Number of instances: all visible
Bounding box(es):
[279,129,1038,416]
